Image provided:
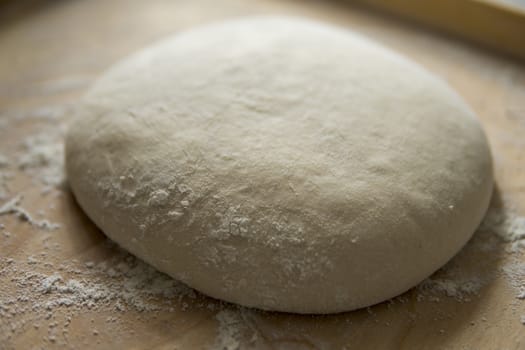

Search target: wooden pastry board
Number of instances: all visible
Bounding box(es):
[1,0,524,349]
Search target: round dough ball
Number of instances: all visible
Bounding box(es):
[66,17,493,313]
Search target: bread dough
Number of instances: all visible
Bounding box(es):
[66,17,493,313]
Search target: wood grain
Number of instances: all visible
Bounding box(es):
[351,0,525,60]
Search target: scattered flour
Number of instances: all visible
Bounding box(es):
[0,172,12,200]
[414,206,524,302]
[502,262,525,299]
[17,124,66,192]
[0,154,12,200]
[0,153,9,168]
[480,208,525,252]
[0,195,60,230]
[214,308,259,350]
[0,106,66,202]
[215,309,244,350]
[1,104,525,350]
[0,249,206,346]
[418,276,484,302]
[1,252,197,315]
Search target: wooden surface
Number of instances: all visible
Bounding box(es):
[1,0,525,349]
[352,0,525,60]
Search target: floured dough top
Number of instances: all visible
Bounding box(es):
[66,17,493,313]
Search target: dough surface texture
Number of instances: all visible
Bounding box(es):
[66,17,493,313]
